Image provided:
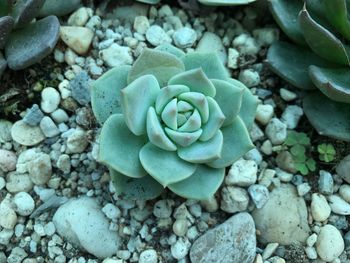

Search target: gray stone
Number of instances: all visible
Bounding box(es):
[70,71,90,105]
[336,154,350,183]
[53,197,119,258]
[190,212,256,263]
[252,184,310,245]
[344,231,350,248]
[318,170,334,195]
[248,184,269,209]
[39,0,82,17]
[5,16,60,70]
[221,186,249,213]
[23,104,44,126]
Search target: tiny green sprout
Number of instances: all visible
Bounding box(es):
[284,131,316,175]
[317,143,336,163]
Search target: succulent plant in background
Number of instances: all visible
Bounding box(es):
[0,0,81,77]
[91,45,258,200]
[267,0,350,141]
[135,0,256,5]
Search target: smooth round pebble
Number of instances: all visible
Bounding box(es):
[339,184,350,203]
[328,195,350,215]
[173,219,188,237]
[139,249,158,263]
[40,87,61,113]
[171,239,189,259]
[13,192,35,216]
[153,200,173,219]
[0,177,5,190]
[11,120,45,146]
[316,224,344,262]
[311,193,331,222]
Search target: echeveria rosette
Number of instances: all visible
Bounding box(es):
[92,46,258,200]
[267,0,350,141]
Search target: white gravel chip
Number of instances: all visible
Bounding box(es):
[255,104,274,125]
[265,118,287,145]
[11,120,45,146]
[173,27,196,48]
[339,184,350,203]
[238,69,260,88]
[139,249,158,263]
[41,87,61,113]
[99,43,133,67]
[226,158,257,187]
[134,16,150,34]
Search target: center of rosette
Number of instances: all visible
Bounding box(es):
[146,85,210,150]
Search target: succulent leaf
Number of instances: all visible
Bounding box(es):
[178,92,209,123]
[178,131,223,163]
[227,78,259,128]
[99,114,148,178]
[155,85,190,114]
[135,0,160,4]
[128,48,185,86]
[139,142,197,187]
[5,15,60,70]
[299,7,350,65]
[324,0,350,42]
[168,68,216,97]
[110,169,163,200]
[177,101,193,112]
[198,0,256,5]
[181,52,229,80]
[0,16,14,49]
[91,65,131,124]
[165,128,203,147]
[168,165,225,200]
[155,43,185,57]
[309,66,350,103]
[161,98,178,130]
[121,74,160,136]
[177,109,202,132]
[146,107,177,151]
[211,79,244,126]
[12,0,45,27]
[266,41,329,90]
[303,92,350,141]
[268,0,306,45]
[199,97,225,141]
[208,117,254,168]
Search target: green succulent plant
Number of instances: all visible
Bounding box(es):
[0,0,62,77]
[267,0,350,141]
[135,0,256,5]
[91,45,258,200]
